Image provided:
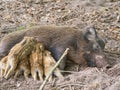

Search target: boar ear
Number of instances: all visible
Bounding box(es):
[83,26,97,42]
[97,37,107,49]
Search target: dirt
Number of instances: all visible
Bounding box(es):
[0,0,120,90]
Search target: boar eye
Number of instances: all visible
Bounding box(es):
[93,43,101,50]
[87,61,97,67]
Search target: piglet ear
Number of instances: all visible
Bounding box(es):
[83,26,97,42]
[44,50,51,56]
[21,38,27,45]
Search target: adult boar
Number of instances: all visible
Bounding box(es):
[0,25,108,69]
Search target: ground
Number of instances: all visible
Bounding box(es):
[0,0,120,90]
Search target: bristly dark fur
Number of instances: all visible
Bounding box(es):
[0,25,108,69]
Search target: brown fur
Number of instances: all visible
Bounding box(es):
[0,56,8,77]
[0,26,87,64]
[26,26,89,67]
[29,43,44,81]
[0,26,108,69]
[43,50,63,81]
[4,37,37,79]
[14,56,30,79]
[0,30,26,58]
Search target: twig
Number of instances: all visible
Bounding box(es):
[51,78,56,87]
[60,70,79,74]
[57,82,84,87]
[57,83,87,89]
[69,85,72,90]
[39,48,69,90]
[95,67,101,73]
[72,86,75,90]
[104,50,120,55]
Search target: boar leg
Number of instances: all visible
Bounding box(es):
[44,68,52,81]
[0,69,3,77]
[5,67,16,79]
[14,69,20,79]
[38,68,43,81]
[31,68,38,80]
[48,74,52,81]
[24,69,30,80]
[54,68,63,78]
[49,47,67,70]
[4,62,17,79]
[4,64,10,77]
